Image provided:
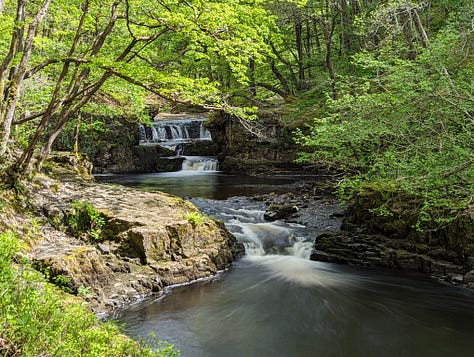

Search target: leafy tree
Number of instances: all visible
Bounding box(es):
[296,1,474,228]
[0,0,276,179]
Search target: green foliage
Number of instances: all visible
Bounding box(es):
[296,18,474,229]
[2,0,278,175]
[77,285,92,299]
[68,201,106,241]
[185,211,205,226]
[0,231,178,356]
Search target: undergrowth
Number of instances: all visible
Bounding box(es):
[67,201,106,241]
[0,231,179,356]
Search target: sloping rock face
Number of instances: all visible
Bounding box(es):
[311,187,474,286]
[27,154,242,314]
[206,111,306,175]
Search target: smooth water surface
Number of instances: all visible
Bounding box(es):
[109,172,474,357]
[96,171,305,199]
[118,258,474,357]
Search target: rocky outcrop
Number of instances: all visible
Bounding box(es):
[26,154,243,314]
[206,111,307,175]
[94,144,183,174]
[310,186,474,286]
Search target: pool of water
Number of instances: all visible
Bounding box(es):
[107,172,474,357]
[96,171,308,199]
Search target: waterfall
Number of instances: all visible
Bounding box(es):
[181,156,219,171]
[139,117,219,172]
[139,119,211,144]
[195,199,315,260]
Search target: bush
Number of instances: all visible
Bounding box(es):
[67,201,106,241]
[0,231,179,356]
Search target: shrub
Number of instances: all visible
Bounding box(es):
[68,201,106,241]
[185,211,205,226]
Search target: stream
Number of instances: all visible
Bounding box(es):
[100,118,474,356]
[102,171,474,357]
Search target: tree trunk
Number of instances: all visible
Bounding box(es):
[270,42,298,92]
[270,61,291,96]
[0,0,5,16]
[249,58,256,97]
[73,120,80,154]
[0,0,52,155]
[295,20,305,87]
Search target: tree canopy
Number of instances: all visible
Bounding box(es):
[1,0,473,226]
[0,0,274,175]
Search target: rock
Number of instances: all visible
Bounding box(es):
[206,111,314,175]
[264,204,299,221]
[310,230,465,278]
[53,117,188,174]
[448,274,464,284]
[97,243,110,254]
[464,270,474,284]
[314,186,474,285]
[26,163,242,315]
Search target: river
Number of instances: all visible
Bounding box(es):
[100,171,474,357]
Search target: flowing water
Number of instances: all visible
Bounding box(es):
[108,172,474,357]
[138,118,218,171]
[108,119,474,356]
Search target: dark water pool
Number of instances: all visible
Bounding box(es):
[104,172,474,357]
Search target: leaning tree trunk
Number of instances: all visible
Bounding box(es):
[0,0,51,155]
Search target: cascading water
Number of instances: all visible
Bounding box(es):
[181,156,219,171]
[139,119,210,144]
[139,117,218,171]
[193,197,326,286]
[114,180,474,357]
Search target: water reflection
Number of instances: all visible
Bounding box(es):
[95,172,305,199]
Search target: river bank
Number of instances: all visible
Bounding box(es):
[2,153,242,315]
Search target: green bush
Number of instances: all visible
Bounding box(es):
[295,25,474,230]
[68,201,106,241]
[0,231,179,356]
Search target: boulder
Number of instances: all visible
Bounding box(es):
[26,163,243,314]
[264,204,299,221]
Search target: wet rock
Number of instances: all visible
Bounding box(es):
[464,270,474,284]
[311,229,467,283]
[264,204,299,221]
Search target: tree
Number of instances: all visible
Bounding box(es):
[296,0,474,227]
[0,0,276,179]
[0,0,52,156]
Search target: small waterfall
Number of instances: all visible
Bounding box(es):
[139,117,219,172]
[139,119,211,144]
[195,199,314,260]
[181,156,219,171]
